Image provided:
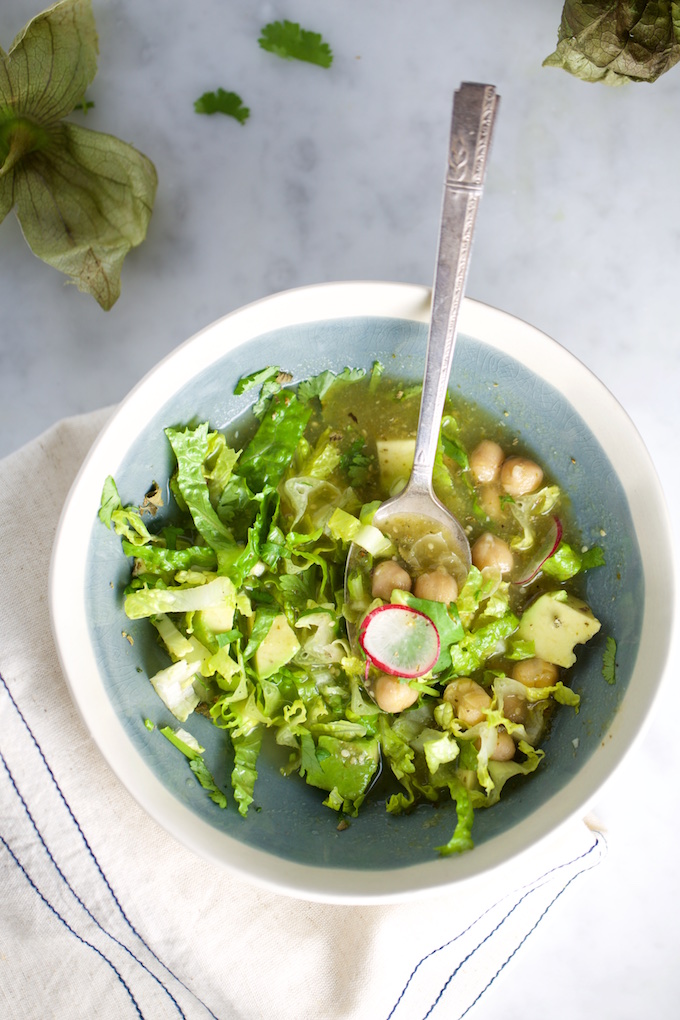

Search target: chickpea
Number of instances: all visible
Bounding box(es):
[372,559,412,600]
[413,568,458,604]
[470,440,505,484]
[491,728,516,761]
[501,693,527,724]
[474,727,516,761]
[471,532,514,574]
[500,456,544,496]
[443,678,491,727]
[373,672,419,714]
[511,657,559,688]
[477,483,507,523]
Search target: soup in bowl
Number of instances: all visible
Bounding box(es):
[49,281,674,903]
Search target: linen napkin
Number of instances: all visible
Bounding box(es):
[0,410,606,1020]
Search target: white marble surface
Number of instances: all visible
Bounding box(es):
[1,1,678,1016]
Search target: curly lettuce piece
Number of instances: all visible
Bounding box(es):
[159,726,228,809]
[294,608,350,665]
[447,611,519,678]
[124,574,240,620]
[542,540,606,580]
[508,485,561,552]
[235,390,312,492]
[149,659,200,722]
[166,424,237,550]
[434,776,475,855]
[454,565,509,628]
[327,506,396,557]
[281,477,343,529]
[98,476,155,545]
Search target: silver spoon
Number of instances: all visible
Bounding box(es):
[345,83,499,654]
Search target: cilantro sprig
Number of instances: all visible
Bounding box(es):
[259,20,333,68]
[194,89,250,124]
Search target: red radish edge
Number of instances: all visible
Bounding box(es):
[358,603,440,678]
[514,516,563,586]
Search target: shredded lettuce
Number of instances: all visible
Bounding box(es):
[101,365,600,857]
[327,506,396,557]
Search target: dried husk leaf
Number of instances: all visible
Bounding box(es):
[0,0,157,308]
[13,122,157,309]
[4,0,98,120]
[544,0,680,84]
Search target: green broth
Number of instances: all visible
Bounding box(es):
[106,365,602,857]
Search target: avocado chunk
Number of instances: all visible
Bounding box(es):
[516,592,601,668]
[377,438,415,493]
[191,604,235,652]
[253,613,300,679]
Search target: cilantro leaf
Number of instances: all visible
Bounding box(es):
[602,636,617,685]
[258,20,333,68]
[194,88,250,124]
[340,438,373,487]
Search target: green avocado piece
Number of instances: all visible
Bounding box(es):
[376,438,415,492]
[516,592,601,668]
[191,604,235,652]
[253,613,300,679]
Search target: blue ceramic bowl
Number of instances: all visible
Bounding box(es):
[49,282,674,902]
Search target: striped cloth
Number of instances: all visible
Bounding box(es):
[0,411,606,1020]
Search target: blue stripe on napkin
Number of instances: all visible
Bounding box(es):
[0,669,218,1020]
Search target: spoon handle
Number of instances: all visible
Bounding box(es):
[408,83,499,491]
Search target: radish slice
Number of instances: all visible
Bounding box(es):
[358,604,440,678]
[514,516,563,586]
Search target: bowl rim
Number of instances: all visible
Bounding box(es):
[49,280,676,904]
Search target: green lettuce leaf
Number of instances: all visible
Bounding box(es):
[434,776,475,856]
[296,366,366,404]
[124,575,239,619]
[543,541,606,580]
[299,732,379,815]
[165,423,241,565]
[235,390,312,492]
[159,725,228,808]
[448,611,519,677]
[230,726,262,816]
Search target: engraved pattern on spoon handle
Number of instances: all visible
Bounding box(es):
[409,83,499,488]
